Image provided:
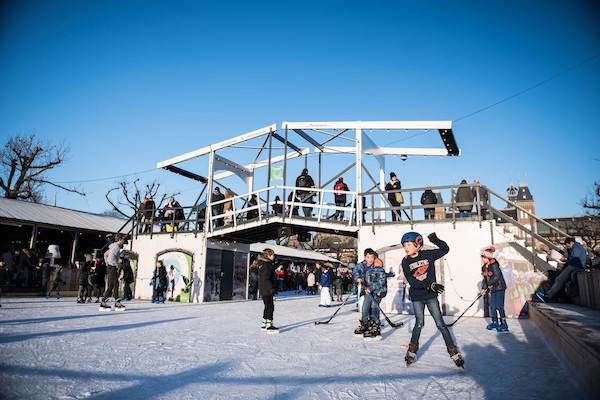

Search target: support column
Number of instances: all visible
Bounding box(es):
[29,224,37,249]
[70,231,80,264]
[355,128,363,226]
[379,166,386,222]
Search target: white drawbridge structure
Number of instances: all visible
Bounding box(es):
[128,121,569,318]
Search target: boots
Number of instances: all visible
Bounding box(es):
[447,346,465,368]
[260,318,267,330]
[363,319,381,338]
[354,320,368,335]
[496,319,509,333]
[405,343,419,366]
[486,320,498,330]
[265,319,279,334]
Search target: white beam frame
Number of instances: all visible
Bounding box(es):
[283,121,452,130]
[316,146,450,156]
[157,123,277,169]
[212,148,310,181]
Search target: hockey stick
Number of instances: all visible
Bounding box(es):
[367,291,404,328]
[315,292,355,325]
[445,291,485,327]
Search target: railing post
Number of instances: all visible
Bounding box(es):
[476,184,482,228]
[409,191,414,229]
[451,188,456,229]
[233,198,237,228]
[150,206,155,239]
[258,194,263,221]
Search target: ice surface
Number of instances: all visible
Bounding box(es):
[0,295,583,399]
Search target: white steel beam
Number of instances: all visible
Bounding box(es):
[213,148,310,181]
[283,121,452,130]
[316,146,450,156]
[156,124,277,169]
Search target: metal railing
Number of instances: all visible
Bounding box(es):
[132,182,569,255]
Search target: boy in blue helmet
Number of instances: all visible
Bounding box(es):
[401,231,464,368]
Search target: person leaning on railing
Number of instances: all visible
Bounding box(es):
[421,188,437,220]
[455,179,474,217]
[385,172,402,222]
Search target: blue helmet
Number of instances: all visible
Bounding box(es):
[401,231,423,247]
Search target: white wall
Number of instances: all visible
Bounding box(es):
[132,233,206,300]
[358,220,530,317]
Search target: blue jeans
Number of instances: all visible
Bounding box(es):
[489,290,506,320]
[361,293,381,324]
[410,297,455,347]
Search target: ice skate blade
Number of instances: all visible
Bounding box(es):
[98,307,112,312]
[363,336,382,342]
[266,330,280,335]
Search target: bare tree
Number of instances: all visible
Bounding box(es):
[105,178,177,219]
[582,182,600,211]
[0,134,84,202]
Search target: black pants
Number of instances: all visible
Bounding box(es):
[424,208,435,220]
[390,201,402,221]
[78,284,89,299]
[262,294,274,320]
[102,265,119,301]
[123,282,132,300]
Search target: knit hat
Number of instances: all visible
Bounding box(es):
[390,172,397,178]
[480,246,496,259]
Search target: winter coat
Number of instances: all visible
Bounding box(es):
[320,269,332,288]
[385,179,402,204]
[246,196,259,219]
[295,173,315,200]
[566,242,588,269]
[153,265,168,289]
[257,257,277,296]
[211,190,225,213]
[78,261,92,285]
[307,272,316,287]
[472,186,489,208]
[482,261,507,292]
[121,262,135,284]
[455,183,474,212]
[420,189,437,206]
[402,236,449,301]
[334,181,349,204]
[353,259,388,299]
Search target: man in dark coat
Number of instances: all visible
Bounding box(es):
[456,179,474,217]
[295,168,315,218]
[211,187,226,227]
[421,188,438,220]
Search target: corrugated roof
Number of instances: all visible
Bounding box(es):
[0,198,128,233]
[249,243,342,265]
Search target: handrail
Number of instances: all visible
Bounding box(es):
[484,185,571,239]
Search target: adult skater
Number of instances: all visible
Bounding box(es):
[353,248,387,339]
[319,264,333,307]
[401,232,464,368]
[480,246,509,332]
[257,248,279,333]
[152,260,168,303]
[99,234,125,311]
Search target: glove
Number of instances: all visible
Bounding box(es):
[427,232,439,242]
[430,282,444,294]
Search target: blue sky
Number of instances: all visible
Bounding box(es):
[1,0,598,217]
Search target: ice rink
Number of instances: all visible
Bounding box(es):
[0,295,583,399]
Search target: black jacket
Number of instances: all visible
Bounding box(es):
[385,180,401,203]
[421,189,437,206]
[482,261,507,292]
[401,237,449,301]
[257,258,276,296]
[122,262,134,284]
